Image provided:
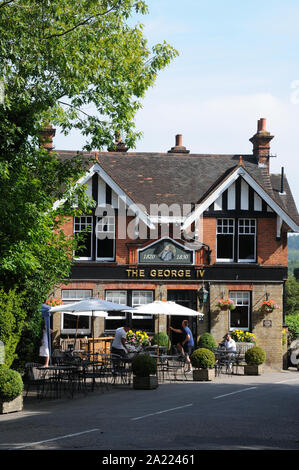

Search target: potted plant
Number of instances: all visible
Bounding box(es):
[231,329,256,354]
[190,348,215,381]
[151,332,171,349]
[244,346,266,375]
[198,332,217,351]
[261,299,279,313]
[132,354,158,390]
[216,298,236,311]
[126,329,150,350]
[0,365,24,414]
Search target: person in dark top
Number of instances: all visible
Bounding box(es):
[169,320,194,373]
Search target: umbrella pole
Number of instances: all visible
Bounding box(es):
[92,311,95,390]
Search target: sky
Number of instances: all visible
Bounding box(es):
[54,0,299,209]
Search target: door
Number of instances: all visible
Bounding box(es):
[167,290,197,352]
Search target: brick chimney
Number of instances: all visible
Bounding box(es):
[39,123,56,151]
[108,132,128,152]
[168,134,190,154]
[249,118,274,169]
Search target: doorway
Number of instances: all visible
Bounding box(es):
[167,290,198,352]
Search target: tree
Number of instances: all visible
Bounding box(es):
[285,276,299,316]
[0,0,177,365]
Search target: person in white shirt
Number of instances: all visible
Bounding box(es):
[224,334,237,352]
[112,323,130,357]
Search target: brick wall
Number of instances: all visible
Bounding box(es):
[209,282,284,369]
[257,219,287,265]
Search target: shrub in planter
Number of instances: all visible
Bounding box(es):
[198,333,217,351]
[151,332,171,349]
[132,354,158,389]
[0,365,24,413]
[190,348,215,381]
[244,346,266,376]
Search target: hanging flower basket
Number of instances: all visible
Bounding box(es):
[45,298,63,307]
[216,298,236,311]
[261,300,279,314]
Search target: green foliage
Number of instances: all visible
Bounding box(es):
[0,290,26,368]
[151,332,171,349]
[132,354,157,377]
[198,333,217,351]
[285,314,299,343]
[245,346,266,365]
[0,365,23,402]
[285,276,299,315]
[190,348,215,369]
[0,1,177,365]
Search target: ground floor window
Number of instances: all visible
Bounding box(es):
[229,291,250,330]
[61,289,92,335]
[105,289,154,333]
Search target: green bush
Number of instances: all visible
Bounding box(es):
[132,354,157,377]
[285,314,299,343]
[198,332,217,351]
[151,332,171,349]
[245,346,266,365]
[0,289,26,368]
[190,348,215,369]
[0,365,23,402]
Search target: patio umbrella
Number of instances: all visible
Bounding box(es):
[128,300,204,361]
[50,297,134,358]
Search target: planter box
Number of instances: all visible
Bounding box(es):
[0,394,23,414]
[193,368,215,381]
[133,376,158,390]
[244,364,264,376]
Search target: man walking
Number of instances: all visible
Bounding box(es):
[169,320,194,373]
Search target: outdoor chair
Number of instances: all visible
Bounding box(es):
[24,362,45,398]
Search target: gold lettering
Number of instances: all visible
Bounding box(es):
[185,270,191,278]
[157,270,163,278]
[150,269,157,278]
[178,270,184,278]
[171,270,177,278]
[163,269,170,278]
[139,269,145,278]
[126,269,132,278]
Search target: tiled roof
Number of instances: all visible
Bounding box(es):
[55,149,299,227]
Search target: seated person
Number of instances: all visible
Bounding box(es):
[223,333,237,353]
[111,322,130,357]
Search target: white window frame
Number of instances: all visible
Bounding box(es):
[216,218,235,262]
[229,291,250,331]
[132,291,154,320]
[105,290,127,319]
[96,215,115,261]
[60,289,92,335]
[73,216,93,261]
[237,219,256,263]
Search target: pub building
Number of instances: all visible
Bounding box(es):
[48,118,299,368]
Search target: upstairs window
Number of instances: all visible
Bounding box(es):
[238,219,256,262]
[96,215,115,260]
[74,216,93,260]
[216,219,234,262]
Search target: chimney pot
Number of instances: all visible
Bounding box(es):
[168,134,190,154]
[258,118,267,132]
